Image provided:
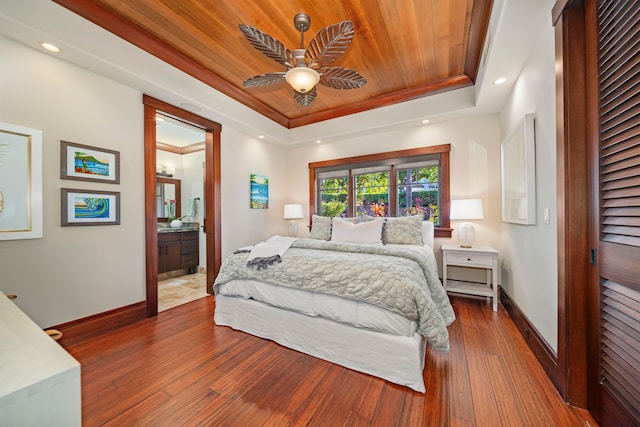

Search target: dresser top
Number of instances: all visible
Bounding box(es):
[441,244,498,254]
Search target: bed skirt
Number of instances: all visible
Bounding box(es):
[214,294,427,393]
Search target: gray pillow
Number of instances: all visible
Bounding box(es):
[309,214,332,240]
[382,215,424,245]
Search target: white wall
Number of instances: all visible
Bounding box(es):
[499,17,558,351]
[221,127,288,260]
[0,36,286,327]
[286,115,503,275]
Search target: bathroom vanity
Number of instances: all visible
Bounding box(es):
[158,227,199,274]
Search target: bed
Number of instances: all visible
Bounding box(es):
[213,215,455,393]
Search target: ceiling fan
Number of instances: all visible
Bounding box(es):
[239,13,367,107]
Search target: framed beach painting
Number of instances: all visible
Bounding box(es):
[60,140,120,184]
[61,188,121,226]
[250,173,269,209]
[0,122,43,240]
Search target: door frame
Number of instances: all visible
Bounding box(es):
[143,95,222,317]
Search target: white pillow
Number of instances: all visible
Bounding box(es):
[331,218,384,244]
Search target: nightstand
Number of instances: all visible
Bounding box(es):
[441,244,499,311]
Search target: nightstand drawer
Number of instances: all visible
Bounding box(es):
[445,252,494,267]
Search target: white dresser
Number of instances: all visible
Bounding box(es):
[0,292,81,426]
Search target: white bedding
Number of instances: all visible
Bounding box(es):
[214,294,428,392]
[213,221,446,392]
[217,278,418,336]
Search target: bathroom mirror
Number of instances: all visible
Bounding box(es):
[156,177,181,221]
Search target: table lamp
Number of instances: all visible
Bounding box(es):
[283,204,303,237]
[450,199,484,248]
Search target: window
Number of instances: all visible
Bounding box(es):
[318,172,349,217]
[397,162,440,223]
[353,167,390,217]
[309,144,451,238]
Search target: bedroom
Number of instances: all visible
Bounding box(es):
[0,0,637,426]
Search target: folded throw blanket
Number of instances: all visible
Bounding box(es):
[246,235,297,270]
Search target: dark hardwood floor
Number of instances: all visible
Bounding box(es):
[64,295,597,426]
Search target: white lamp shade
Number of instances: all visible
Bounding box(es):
[283,204,303,219]
[285,67,320,93]
[450,199,484,220]
[451,199,483,248]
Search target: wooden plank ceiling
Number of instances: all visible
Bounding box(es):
[53,0,492,128]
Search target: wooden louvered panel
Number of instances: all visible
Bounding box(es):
[600,280,640,424]
[601,97,640,135]
[603,216,640,226]
[600,30,640,82]
[600,121,638,148]
[600,62,640,101]
[599,5,640,60]
[603,167,640,183]
[600,126,640,153]
[603,196,640,207]
[601,80,640,120]
[601,134,640,156]
[596,1,640,424]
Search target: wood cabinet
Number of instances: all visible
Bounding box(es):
[158,231,199,274]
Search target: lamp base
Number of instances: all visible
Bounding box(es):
[457,222,476,248]
[288,221,299,237]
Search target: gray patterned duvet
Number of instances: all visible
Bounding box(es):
[214,239,456,352]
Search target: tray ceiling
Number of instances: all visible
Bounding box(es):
[53,0,492,128]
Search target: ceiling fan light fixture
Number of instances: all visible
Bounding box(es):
[285,66,320,93]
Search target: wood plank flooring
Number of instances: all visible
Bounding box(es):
[64,296,598,426]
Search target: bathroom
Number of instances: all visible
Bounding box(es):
[155,114,208,311]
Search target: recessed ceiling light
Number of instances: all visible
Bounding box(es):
[316,140,322,144]
[494,77,507,85]
[258,135,265,139]
[421,119,430,124]
[41,42,60,53]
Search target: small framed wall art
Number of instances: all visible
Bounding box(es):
[0,122,43,240]
[250,173,269,209]
[61,188,121,226]
[60,140,120,184]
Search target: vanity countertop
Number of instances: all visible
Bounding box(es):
[157,223,199,233]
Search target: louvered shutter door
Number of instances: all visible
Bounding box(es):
[597,0,640,424]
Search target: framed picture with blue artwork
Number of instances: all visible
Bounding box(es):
[250,173,269,209]
[61,188,120,226]
[60,140,120,184]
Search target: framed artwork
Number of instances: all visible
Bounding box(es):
[501,113,536,225]
[60,140,120,184]
[250,173,269,209]
[0,122,43,240]
[61,188,121,226]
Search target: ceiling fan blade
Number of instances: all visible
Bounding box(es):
[319,67,367,89]
[242,73,286,88]
[306,21,354,68]
[239,24,295,68]
[293,87,317,107]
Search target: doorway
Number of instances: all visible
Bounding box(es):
[156,114,206,311]
[143,95,222,317]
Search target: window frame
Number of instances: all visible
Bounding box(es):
[308,144,452,238]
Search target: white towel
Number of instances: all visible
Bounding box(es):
[247,235,297,269]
